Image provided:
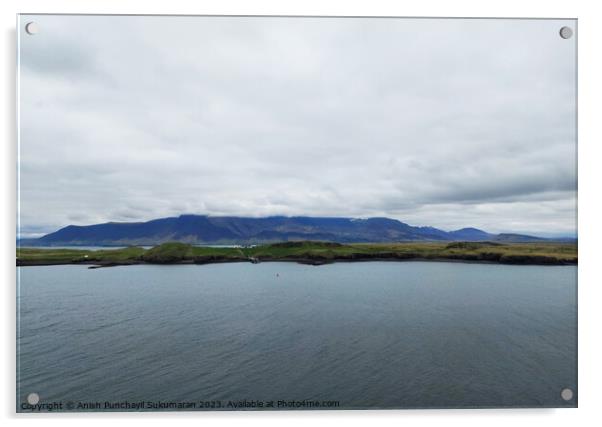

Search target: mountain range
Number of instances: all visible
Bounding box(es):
[19,214,568,246]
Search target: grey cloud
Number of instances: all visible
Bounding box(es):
[18,16,577,237]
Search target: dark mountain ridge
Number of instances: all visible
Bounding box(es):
[19,214,562,246]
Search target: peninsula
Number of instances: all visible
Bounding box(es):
[16,241,577,267]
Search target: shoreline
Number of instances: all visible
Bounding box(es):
[16,256,577,268]
[16,241,578,268]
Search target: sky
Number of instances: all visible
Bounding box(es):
[18,16,577,238]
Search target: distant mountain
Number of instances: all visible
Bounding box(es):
[493,233,547,243]
[18,215,561,246]
[448,227,494,241]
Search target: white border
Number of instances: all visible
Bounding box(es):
[2,1,601,426]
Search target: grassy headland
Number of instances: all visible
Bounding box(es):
[16,241,577,268]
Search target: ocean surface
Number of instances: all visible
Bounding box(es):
[17,261,577,410]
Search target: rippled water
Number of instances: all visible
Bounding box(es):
[17,262,577,410]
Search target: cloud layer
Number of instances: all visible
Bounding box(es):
[18,16,577,237]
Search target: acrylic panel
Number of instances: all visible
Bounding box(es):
[17,15,577,412]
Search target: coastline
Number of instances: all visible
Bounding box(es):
[16,241,578,268]
[16,255,578,268]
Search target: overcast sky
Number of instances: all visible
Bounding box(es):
[18,16,576,238]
